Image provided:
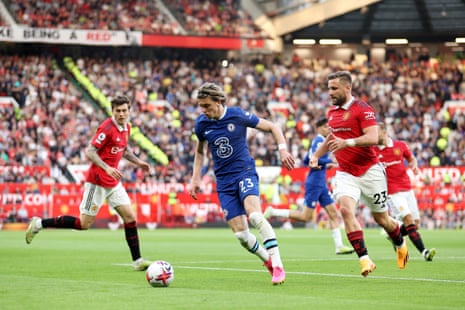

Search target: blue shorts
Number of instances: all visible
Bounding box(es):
[304,185,334,209]
[217,173,260,221]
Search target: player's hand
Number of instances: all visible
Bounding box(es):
[411,166,420,175]
[105,166,122,180]
[280,150,295,170]
[189,180,201,200]
[309,156,320,169]
[327,136,348,152]
[139,161,154,175]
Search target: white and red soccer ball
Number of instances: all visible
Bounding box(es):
[145,260,174,287]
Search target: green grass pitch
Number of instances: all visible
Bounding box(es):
[1,227,464,310]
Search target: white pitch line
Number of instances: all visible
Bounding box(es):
[164,256,465,264]
[112,262,465,284]
[174,265,465,284]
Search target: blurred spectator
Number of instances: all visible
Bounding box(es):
[16,205,29,222]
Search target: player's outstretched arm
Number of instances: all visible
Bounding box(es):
[310,135,331,168]
[255,118,295,170]
[123,147,152,173]
[190,140,206,200]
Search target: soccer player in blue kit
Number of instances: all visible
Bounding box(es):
[265,117,354,255]
[189,82,295,285]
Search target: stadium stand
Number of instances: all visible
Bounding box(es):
[70,53,465,169]
[0,0,464,228]
[0,54,107,183]
[7,0,183,34]
[163,0,267,37]
[6,0,263,37]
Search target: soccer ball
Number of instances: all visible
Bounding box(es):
[145,260,174,287]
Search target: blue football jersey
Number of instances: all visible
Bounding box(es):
[194,107,259,190]
[303,134,333,187]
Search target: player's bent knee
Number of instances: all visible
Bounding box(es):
[339,207,352,218]
[234,230,252,249]
[248,212,264,227]
[234,230,249,242]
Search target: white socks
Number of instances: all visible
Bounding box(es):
[35,218,43,230]
[249,211,283,267]
[270,208,290,218]
[234,229,269,262]
[332,228,344,249]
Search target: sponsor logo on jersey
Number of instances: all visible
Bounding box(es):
[110,146,125,154]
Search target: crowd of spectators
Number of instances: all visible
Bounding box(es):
[5,0,265,38]
[1,1,464,230]
[164,0,266,37]
[0,54,107,184]
[76,51,465,174]
[2,51,465,183]
[7,0,182,34]
[1,49,464,228]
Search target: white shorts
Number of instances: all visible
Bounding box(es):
[333,164,389,213]
[79,182,131,216]
[388,190,419,221]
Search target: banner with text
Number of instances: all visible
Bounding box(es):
[0,26,142,46]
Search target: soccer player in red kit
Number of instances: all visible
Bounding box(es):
[376,122,436,261]
[310,71,408,277]
[25,96,153,271]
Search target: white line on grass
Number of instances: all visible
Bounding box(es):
[113,263,465,284]
[174,265,465,284]
[154,256,465,264]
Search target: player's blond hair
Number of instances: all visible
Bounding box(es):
[196,82,227,103]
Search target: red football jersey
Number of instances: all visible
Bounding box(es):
[86,118,130,187]
[375,139,413,194]
[328,99,378,176]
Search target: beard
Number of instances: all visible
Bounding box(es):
[332,94,347,106]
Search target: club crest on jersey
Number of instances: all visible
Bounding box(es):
[228,123,235,132]
[394,148,401,156]
[343,111,350,121]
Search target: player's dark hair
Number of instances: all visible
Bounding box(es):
[196,82,227,103]
[111,95,131,110]
[316,117,328,128]
[327,71,352,85]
